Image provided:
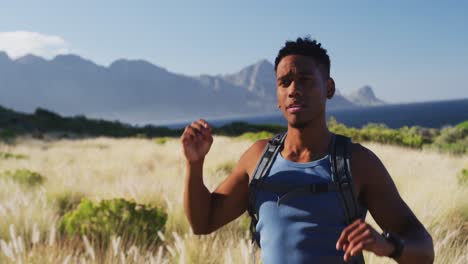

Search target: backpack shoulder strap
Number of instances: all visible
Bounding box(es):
[247,131,286,247]
[249,132,287,185]
[331,134,367,264]
[330,134,364,224]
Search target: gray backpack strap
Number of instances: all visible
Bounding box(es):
[247,132,286,263]
[330,134,366,264]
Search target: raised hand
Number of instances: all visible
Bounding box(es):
[180,119,213,163]
[336,219,395,262]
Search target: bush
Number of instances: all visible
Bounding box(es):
[0,169,45,187]
[0,128,16,141]
[154,137,170,145]
[54,192,85,216]
[457,169,468,187]
[0,152,28,160]
[237,131,274,142]
[456,121,468,130]
[431,126,468,155]
[328,118,426,148]
[59,198,167,247]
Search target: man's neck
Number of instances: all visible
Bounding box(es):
[282,119,332,162]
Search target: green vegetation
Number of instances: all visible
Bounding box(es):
[458,169,468,186]
[237,131,274,142]
[328,117,467,155]
[0,152,28,160]
[1,105,466,155]
[54,191,85,216]
[430,125,468,155]
[0,106,178,138]
[0,169,45,187]
[60,198,167,247]
[213,121,284,136]
[0,128,16,143]
[328,117,431,148]
[154,137,170,145]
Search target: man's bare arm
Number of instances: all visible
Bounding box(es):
[337,144,434,263]
[181,119,266,234]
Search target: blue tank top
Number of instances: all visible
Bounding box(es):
[255,151,365,264]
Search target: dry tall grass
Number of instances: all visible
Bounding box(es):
[0,136,466,263]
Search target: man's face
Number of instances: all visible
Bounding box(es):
[276,54,331,128]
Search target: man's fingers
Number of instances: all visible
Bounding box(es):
[180,119,213,151]
[194,120,213,138]
[197,119,211,131]
[186,126,199,137]
[181,126,199,144]
[347,222,370,242]
[191,122,205,134]
[346,229,373,255]
[343,238,374,262]
[344,228,374,261]
[336,219,364,250]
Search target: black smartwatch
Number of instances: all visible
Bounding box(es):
[381,231,405,259]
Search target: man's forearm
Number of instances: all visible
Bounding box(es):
[394,228,434,264]
[183,159,213,234]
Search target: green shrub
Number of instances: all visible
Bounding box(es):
[328,118,426,148]
[431,126,468,155]
[0,169,45,187]
[456,121,468,130]
[60,198,167,247]
[0,129,16,141]
[154,137,170,145]
[214,121,284,136]
[0,152,28,160]
[237,131,274,142]
[54,192,85,216]
[457,169,468,186]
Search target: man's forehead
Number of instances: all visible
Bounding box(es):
[276,56,322,77]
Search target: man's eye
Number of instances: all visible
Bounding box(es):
[280,80,291,87]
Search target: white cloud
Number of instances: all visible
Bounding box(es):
[0,31,70,59]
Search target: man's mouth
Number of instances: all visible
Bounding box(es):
[286,103,306,113]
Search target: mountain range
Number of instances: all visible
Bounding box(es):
[0,52,384,125]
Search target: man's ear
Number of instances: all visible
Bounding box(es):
[326,77,336,99]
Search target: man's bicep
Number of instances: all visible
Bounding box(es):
[210,162,250,227]
[360,148,423,235]
[207,141,265,232]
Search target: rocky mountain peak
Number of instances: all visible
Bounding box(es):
[348,85,385,106]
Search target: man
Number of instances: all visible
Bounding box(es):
[181,37,434,263]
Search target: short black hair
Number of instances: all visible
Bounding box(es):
[274,37,331,78]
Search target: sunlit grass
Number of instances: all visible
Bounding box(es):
[0,136,466,263]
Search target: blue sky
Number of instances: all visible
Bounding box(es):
[1,0,467,103]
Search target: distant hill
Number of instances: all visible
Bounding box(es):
[0,52,384,124]
[347,85,386,106]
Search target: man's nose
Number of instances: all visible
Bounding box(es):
[288,81,302,97]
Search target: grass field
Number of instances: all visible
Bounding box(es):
[0,136,466,263]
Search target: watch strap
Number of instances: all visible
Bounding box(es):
[381,231,405,259]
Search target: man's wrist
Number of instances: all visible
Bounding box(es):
[381,231,405,259]
[186,158,205,166]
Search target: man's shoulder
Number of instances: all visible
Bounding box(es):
[240,139,269,179]
[349,142,389,193]
[350,142,380,167]
[245,139,269,161]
